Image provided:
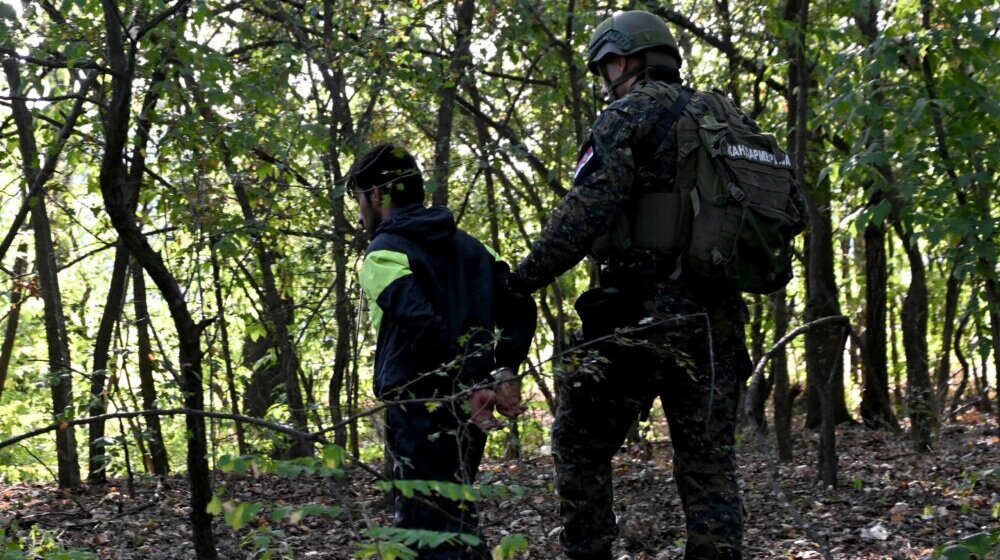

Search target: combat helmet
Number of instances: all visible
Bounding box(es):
[587,10,681,74]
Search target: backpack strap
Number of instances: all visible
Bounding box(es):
[648,86,693,151]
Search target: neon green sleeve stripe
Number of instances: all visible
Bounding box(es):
[360,250,413,333]
[483,244,501,262]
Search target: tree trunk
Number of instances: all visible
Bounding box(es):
[973,318,994,413]
[208,239,247,456]
[949,298,974,420]
[985,278,1000,411]
[789,0,850,432]
[349,347,361,458]
[771,289,793,462]
[33,129,82,490]
[935,266,961,408]
[88,243,130,484]
[98,1,216,555]
[0,244,29,401]
[235,203,308,444]
[3,58,82,489]
[895,228,935,452]
[818,327,846,486]
[132,261,171,475]
[889,289,903,409]
[430,0,475,207]
[749,295,771,432]
[861,217,897,430]
[325,168,353,450]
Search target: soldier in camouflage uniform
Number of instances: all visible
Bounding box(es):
[512,11,756,560]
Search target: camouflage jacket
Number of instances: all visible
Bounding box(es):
[516,79,686,293]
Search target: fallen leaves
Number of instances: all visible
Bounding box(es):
[0,415,996,559]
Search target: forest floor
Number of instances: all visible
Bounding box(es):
[1,409,997,560]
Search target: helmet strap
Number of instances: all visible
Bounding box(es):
[601,60,646,101]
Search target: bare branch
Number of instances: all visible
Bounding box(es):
[0,47,111,73]
[136,0,192,41]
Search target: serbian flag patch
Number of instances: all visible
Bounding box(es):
[574,146,595,181]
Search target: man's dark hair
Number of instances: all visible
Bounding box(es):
[347,143,425,207]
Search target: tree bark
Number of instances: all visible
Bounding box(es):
[973,316,994,413]
[985,278,1000,411]
[207,239,247,456]
[98,1,216,556]
[2,57,84,489]
[788,0,850,431]
[935,266,961,407]
[895,226,936,452]
[430,0,475,207]
[0,244,29,402]
[749,295,771,432]
[861,215,897,430]
[949,298,973,420]
[771,289,793,462]
[88,243,130,484]
[914,0,994,417]
[132,261,171,475]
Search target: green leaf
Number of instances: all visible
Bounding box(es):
[492,534,529,560]
[270,506,291,522]
[206,494,223,516]
[322,444,346,470]
[213,236,240,258]
[938,545,972,560]
[224,502,263,531]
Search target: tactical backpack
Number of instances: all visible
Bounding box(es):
[625,82,806,294]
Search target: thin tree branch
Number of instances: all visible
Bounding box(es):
[136,0,192,41]
[0,47,111,73]
[0,67,99,266]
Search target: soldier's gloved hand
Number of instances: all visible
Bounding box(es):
[493,367,528,418]
[468,389,502,431]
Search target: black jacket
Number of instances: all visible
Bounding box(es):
[360,205,536,399]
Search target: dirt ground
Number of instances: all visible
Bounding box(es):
[1,410,997,559]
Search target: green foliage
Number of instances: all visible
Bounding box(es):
[376,479,525,502]
[358,527,480,559]
[932,530,1000,560]
[217,445,347,480]
[491,534,530,559]
[0,527,96,560]
[240,527,291,560]
[354,541,418,560]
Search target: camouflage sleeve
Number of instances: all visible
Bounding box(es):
[516,106,637,293]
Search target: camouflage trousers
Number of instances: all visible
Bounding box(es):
[554,283,750,560]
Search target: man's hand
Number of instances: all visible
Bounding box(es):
[468,389,501,431]
[493,367,528,418]
[506,272,531,297]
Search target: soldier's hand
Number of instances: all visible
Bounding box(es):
[493,367,528,418]
[468,389,502,431]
